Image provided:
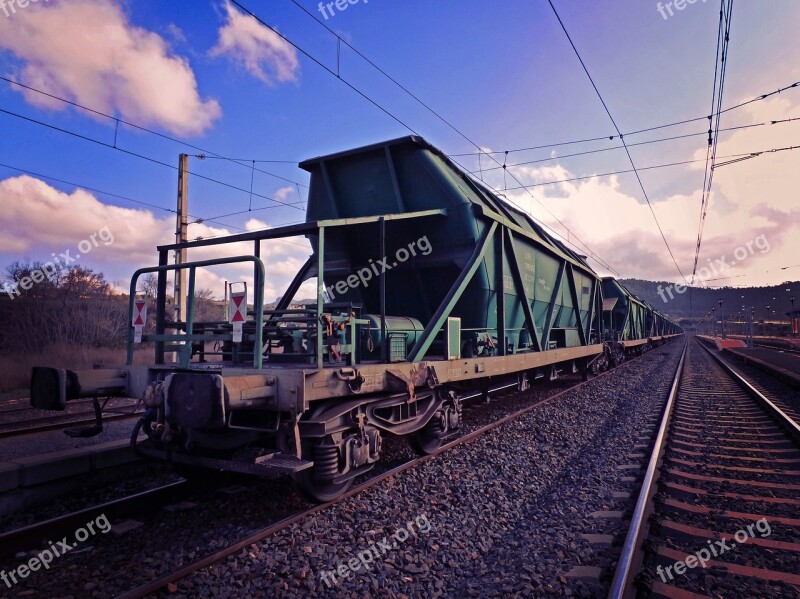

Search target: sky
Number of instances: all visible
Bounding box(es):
[0,0,798,306]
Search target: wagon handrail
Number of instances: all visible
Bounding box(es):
[127,255,266,368]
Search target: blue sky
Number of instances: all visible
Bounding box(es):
[0,0,798,302]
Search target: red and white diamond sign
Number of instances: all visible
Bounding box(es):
[229,291,247,342]
[132,299,147,343]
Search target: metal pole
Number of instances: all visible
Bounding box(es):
[379,217,387,363]
[496,226,506,356]
[316,227,325,368]
[254,240,261,319]
[155,250,168,364]
[174,153,189,324]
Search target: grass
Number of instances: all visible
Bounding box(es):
[0,343,153,394]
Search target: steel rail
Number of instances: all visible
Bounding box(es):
[0,412,141,440]
[699,341,800,440]
[118,339,682,599]
[609,336,800,598]
[0,480,188,557]
[607,337,687,599]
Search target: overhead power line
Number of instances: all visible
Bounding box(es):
[0,160,312,249]
[1,43,604,269]
[547,0,688,283]
[451,80,800,157]
[489,156,726,190]
[249,0,621,274]
[0,107,307,213]
[691,0,734,283]
[472,118,798,174]
[286,0,476,151]
[282,0,622,273]
[477,144,796,189]
[712,144,799,168]
[0,75,309,192]
[0,160,244,231]
[200,156,298,164]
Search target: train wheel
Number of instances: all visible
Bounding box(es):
[580,357,592,381]
[293,438,353,503]
[409,415,446,455]
[294,469,353,503]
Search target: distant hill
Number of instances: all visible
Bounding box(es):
[274,284,799,327]
[619,278,799,324]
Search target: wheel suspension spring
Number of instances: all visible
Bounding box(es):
[313,443,340,480]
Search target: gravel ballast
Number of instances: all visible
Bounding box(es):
[0,340,684,598]
[175,341,683,598]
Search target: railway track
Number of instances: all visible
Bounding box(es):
[0,396,117,415]
[753,342,800,356]
[1,343,676,597]
[0,398,36,414]
[0,481,189,558]
[610,337,800,598]
[0,395,142,439]
[113,343,678,599]
[0,410,142,439]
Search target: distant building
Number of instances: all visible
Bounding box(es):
[789,309,800,335]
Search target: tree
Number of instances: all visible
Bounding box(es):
[194,288,224,322]
[4,259,61,299]
[1,262,125,353]
[140,273,159,301]
[59,266,112,299]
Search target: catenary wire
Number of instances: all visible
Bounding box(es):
[481,145,795,189]
[451,80,800,157]
[0,75,309,190]
[0,107,307,213]
[0,161,245,231]
[471,119,797,174]
[233,0,622,275]
[547,0,688,283]
[692,0,734,283]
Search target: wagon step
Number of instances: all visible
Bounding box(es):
[135,444,313,476]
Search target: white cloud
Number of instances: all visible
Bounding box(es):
[273,186,295,202]
[211,1,299,85]
[493,96,800,287]
[0,0,221,136]
[166,23,187,45]
[0,176,313,301]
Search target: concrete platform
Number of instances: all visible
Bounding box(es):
[728,335,800,350]
[696,335,746,350]
[714,337,747,350]
[724,346,800,389]
[0,417,138,462]
[0,462,20,494]
[0,438,138,493]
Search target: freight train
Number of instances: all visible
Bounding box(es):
[30,136,682,501]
